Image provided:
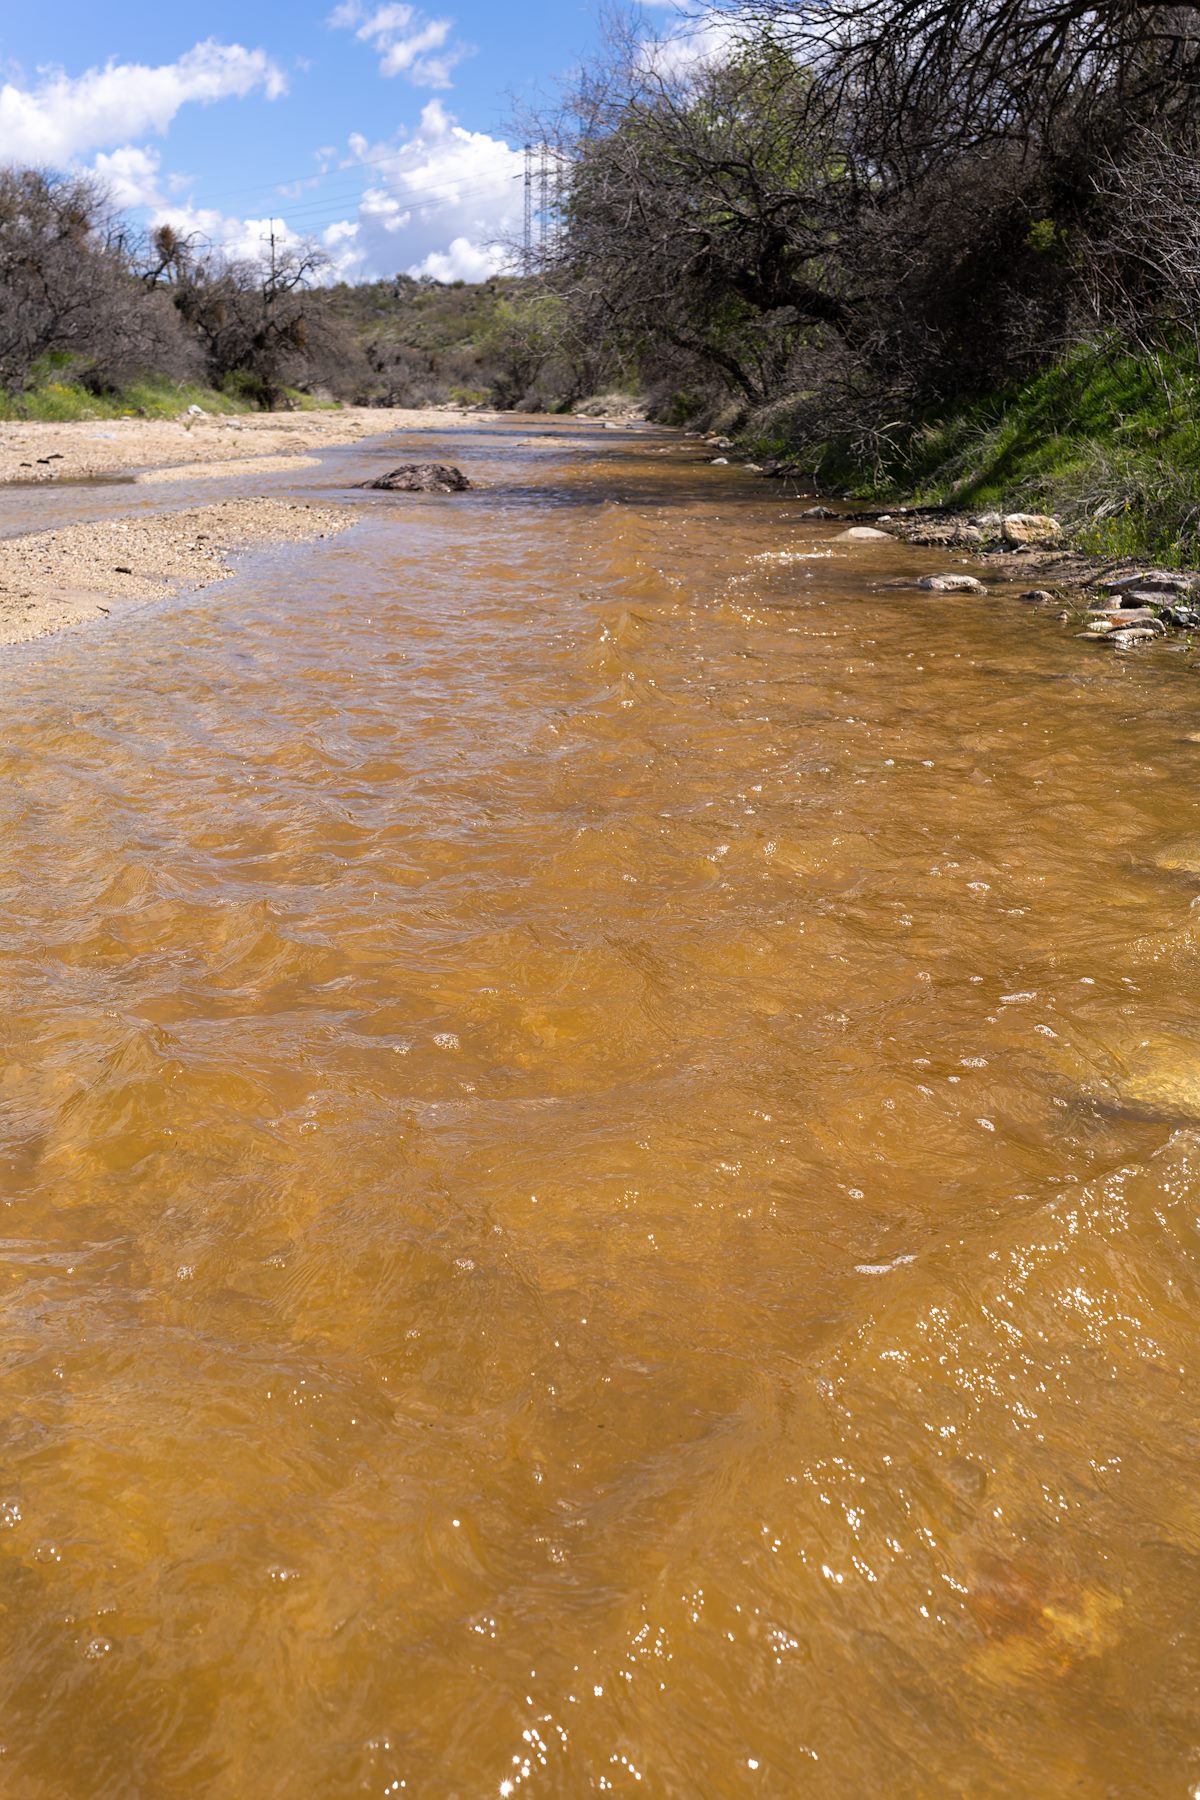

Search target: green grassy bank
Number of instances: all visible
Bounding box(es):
[0,372,248,423]
[755,336,1200,568]
[0,364,342,424]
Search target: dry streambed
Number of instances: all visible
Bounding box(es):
[0,497,355,648]
[0,407,493,648]
[0,404,489,485]
[132,455,323,485]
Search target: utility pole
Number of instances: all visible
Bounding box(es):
[523,147,533,274]
[261,219,279,321]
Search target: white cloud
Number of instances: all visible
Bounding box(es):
[148,202,307,269]
[323,219,360,251]
[0,40,287,167]
[90,145,164,210]
[637,4,749,80]
[349,99,524,278]
[413,235,498,281]
[149,100,526,287]
[146,202,352,286]
[328,2,467,89]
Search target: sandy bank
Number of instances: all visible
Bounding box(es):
[0,404,491,485]
[132,454,324,484]
[0,497,355,648]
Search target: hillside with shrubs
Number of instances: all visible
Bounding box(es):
[0,169,599,421]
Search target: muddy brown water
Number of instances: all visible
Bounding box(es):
[3,419,1200,1795]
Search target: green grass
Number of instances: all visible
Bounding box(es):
[768,336,1200,567]
[744,334,1200,565]
[279,387,339,412]
[0,371,253,423]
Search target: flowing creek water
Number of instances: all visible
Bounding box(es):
[3,418,1200,1795]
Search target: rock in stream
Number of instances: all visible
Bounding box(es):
[358,464,471,493]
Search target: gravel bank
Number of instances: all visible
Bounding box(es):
[132,455,323,484]
[0,497,355,648]
[0,405,490,485]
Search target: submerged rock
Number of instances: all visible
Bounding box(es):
[1109,626,1160,648]
[799,504,838,519]
[358,464,471,493]
[1085,610,1165,645]
[835,525,893,541]
[1087,572,1200,633]
[1108,1035,1200,1121]
[917,573,987,593]
[1088,605,1160,625]
[1112,589,1176,609]
[1152,837,1200,875]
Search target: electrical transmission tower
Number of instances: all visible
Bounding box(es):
[538,146,550,256]
[521,141,567,270]
[553,153,565,251]
[523,145,534,274]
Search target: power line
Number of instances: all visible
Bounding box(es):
[191,178,517,259]
[169,171,524,250]
[246,180,510,231]
[237,158,526,223]
[174,136,525,218]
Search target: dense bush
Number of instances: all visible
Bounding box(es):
[545,0,1200,491]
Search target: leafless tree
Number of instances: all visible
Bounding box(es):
[731,0,1200,176]
[0,169,198,393]
[154,237,338,406]
[545,30,857,406]
[1088,126,1200,355]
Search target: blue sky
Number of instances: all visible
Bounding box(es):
[0,0,658,282]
